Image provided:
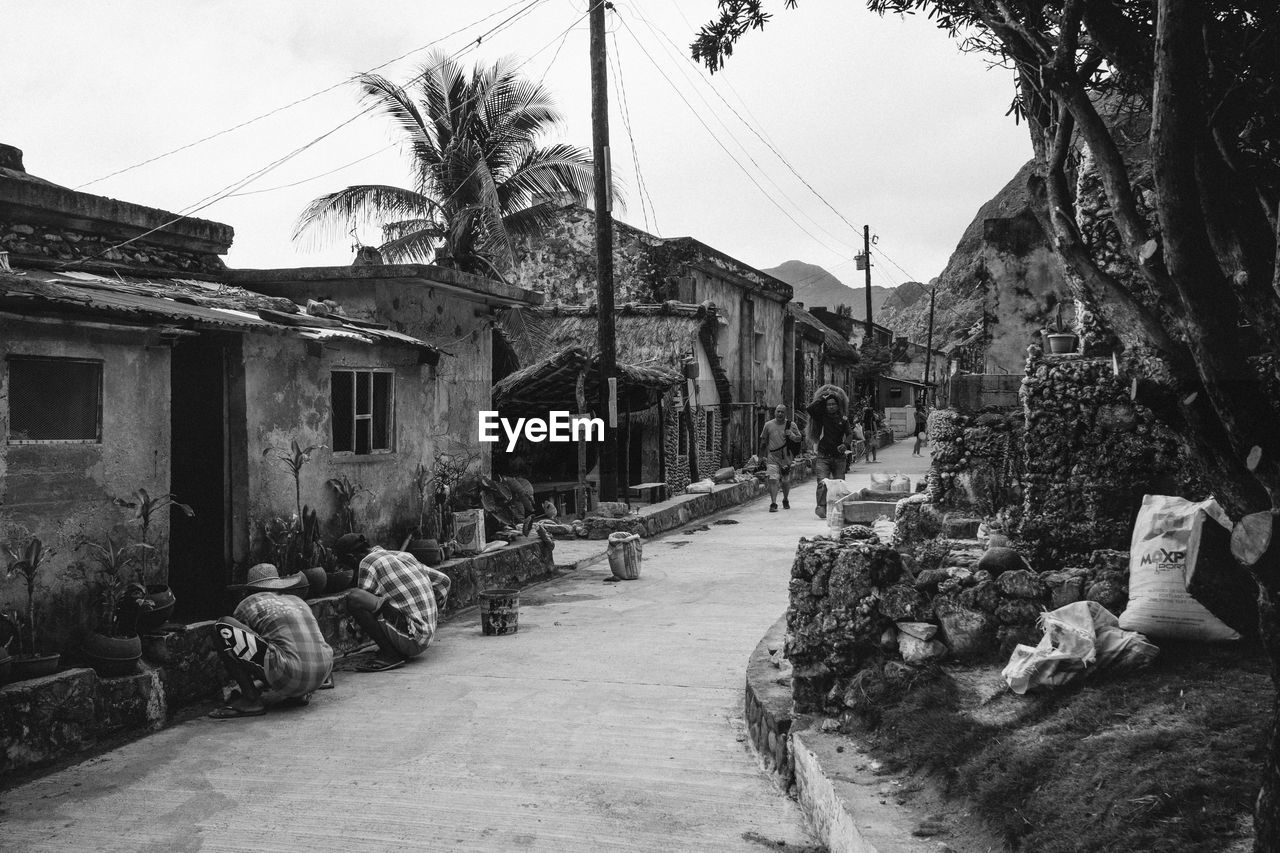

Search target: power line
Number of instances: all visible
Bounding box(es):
[616,15,855,261]
[609,30,659,234]
[628,3,924,284]
[621,8,859,257]
[73,0,550,191]
[224,144,397,198]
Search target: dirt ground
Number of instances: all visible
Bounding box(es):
[834,639,1271,852]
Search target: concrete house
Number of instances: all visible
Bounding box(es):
[508,205,793,471]
[0,145,542,653]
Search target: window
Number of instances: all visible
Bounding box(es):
[889,386,904,399]
[6,356,102,443]
[331,369,394,454]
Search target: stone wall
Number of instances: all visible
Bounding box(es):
[661,399,721,495]
[786,535,1130,715]
[925,408,1023,516]
[1,220,224,274]
[1018,350,1197,566]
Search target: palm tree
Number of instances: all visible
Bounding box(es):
[295,50,601,279]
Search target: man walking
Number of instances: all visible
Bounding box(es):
[805,385,852,518]
[336,533,451,672]
[759,404,802,512]
[861,403,882,463]
[210,563,334,719]
[912,401,929,456]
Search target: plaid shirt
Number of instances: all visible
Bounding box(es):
[234,592,333,696]
[358,547,450,643]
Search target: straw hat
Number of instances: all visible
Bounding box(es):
[231,563,305,592]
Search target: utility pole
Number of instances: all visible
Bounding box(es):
[923,284,936,405]
[590,0,618,501]
[862,225,874,340]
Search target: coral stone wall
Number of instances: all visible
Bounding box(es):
[1019,350,1195,565]
[1,221,224,274]
[926,408,1023,513]
[661,400,721,494]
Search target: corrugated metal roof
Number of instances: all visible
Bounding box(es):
[0,268,437,355]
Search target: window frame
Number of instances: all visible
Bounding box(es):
[330,367,396,457]
[5,355,104,445]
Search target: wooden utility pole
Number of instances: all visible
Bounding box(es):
[923,284,937,405]
[862,225,874,339]
[590,0,618,501]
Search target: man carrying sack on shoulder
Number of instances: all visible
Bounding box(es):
[759,403,803,512]
[806,385,852,518]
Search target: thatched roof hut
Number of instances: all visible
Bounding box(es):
[493,302,719,414]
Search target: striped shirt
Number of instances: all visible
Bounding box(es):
[358,548,450,643]
[233,592,333,697]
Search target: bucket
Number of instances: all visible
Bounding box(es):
[479,588,519,636]
[607,532,643,580]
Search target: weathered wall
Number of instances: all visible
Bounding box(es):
[241,335,437,564]
[1018,351,1197,566]
[661,393,722,494]
[0,319,171,653]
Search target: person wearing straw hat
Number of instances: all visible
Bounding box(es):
[335,533,451,673]
[210,563,334,719]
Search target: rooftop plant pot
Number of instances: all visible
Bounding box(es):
[83,632,142,678]
[136,585,176,632]
[11,652,60,681]
[1046,332,1078,354]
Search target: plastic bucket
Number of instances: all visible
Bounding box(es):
[607,532,643,580]
[479,588,519,636]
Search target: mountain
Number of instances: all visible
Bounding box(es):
[763,260,894,321]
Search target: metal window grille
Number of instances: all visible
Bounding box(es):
[331,369,394,455]
[6,356,103,443]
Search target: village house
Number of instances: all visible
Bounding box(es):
[508,204,793,472]
[787,303,859,423]
[0,144,541,656]
[492,301,724,503]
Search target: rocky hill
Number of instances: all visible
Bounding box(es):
[763,260,893,321]
[878,159,1072,374]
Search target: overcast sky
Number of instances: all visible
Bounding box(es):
[2,1,1031,288]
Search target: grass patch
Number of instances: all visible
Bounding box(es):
[855,641,1270,852]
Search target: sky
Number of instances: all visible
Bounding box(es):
[1,0,1032,289]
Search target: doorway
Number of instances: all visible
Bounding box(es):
[168,335,231,621]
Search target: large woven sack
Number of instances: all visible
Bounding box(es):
[1119,494,1240,642]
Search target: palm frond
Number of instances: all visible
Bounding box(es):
[293,184,439,251]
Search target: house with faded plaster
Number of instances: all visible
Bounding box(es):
[788,303,859,423]
[492,302,724,501]
[508,205,793,472]
[0,144,541,655]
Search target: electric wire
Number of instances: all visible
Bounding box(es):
[629,2,922,283]
[620,8,858,258]
[609,30,659,234]
[72,0,550,191]
[616,15,855,262]
[224,144,397,198]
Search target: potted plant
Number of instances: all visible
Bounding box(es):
[4,534,61,679]
[114,488,193,631]
[1044,303,1078,354]
[79,534,149,677]
[326,474,372,535]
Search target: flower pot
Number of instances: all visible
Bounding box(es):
[408,538,444,567]
[301,566,328,598]
[136,585,176,632]
[83,632,142,678]
[12,652,60,680]
[1046,333,1078,354]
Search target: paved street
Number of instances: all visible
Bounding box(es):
[2,442,929,853]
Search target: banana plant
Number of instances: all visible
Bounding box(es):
[326,475,373,534]
[265,439,325,520]
[113,488,193,586]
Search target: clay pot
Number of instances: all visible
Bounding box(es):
[136,585,176,632]
[83,632,142,678]
[1046,333,1078,354]
[301,566,328,598]
[11,653,60,680]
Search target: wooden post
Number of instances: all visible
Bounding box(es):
[590,0,618,501]
[576,369,589,518]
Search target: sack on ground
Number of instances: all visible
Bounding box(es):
[889,474,911,493]
[1003,600,1158,695]
[712,466,737,484]
[869,471,893,487]
[1119,494,1240,642]
[685,478,715,494]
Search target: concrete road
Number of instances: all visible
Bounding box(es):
[1,441,930,853]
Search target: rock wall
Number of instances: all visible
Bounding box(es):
[1018,350,1197,566]
[925,408,1023,515]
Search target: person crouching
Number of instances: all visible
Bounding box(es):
[336,533,451,673]
[211,563,334,719]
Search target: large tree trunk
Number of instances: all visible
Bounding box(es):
[1255,548,1280,851]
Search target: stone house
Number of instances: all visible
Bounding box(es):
[508,204,793,468]
[492,302,724,500]
[788,303,859,424]
[0,145,542,653]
